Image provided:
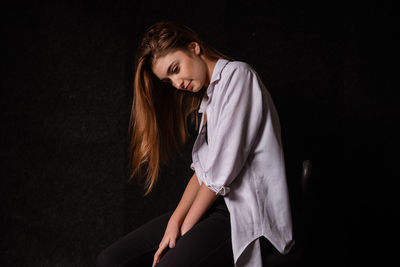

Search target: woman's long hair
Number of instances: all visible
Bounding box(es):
[129,21,231,196]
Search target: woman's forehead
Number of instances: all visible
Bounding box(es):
[152,50,186,79]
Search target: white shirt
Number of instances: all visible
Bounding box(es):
[190,59,294,267]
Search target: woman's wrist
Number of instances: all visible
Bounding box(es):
[169,173,201,228]
[169,213,183,227]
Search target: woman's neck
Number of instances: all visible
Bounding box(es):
[201,55,218,87]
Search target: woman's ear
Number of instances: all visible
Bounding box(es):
[188,42,201,55]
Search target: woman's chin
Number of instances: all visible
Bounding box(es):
[191,85,205,93]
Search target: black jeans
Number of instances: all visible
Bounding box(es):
[95,196,234,267]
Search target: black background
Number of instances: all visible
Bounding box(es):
[2,0,397,266]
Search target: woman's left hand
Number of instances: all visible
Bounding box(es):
[180,222,192,236]
[152,220,180,267]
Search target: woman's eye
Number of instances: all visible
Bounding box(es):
[173,66,179,73]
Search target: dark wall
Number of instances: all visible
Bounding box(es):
[2,1,396,266]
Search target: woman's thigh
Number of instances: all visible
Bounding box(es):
[95,196,233,267]
[95,210,173,267]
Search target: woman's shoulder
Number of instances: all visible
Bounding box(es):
[216,59,262,85]
[222,59,258,77]
[213,59,263,98]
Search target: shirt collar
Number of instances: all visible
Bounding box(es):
[198,58,230,113]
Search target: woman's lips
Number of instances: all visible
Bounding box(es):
[185,81,192,90]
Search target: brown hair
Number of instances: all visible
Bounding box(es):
[128,21,231,196]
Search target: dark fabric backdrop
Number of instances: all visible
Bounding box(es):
[2,0,397,266]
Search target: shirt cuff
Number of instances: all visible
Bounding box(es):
[190,162,202,186]
[205,183,230,196]
[191,160,230,196]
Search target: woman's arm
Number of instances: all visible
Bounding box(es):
[169,172,201,227]
[180,183,219,235]
[152,173,201,266]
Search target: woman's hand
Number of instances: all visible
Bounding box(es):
[152,220,181,267]
[180,221,192,236]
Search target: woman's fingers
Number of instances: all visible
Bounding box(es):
[152,227,180,266]
[169,235,177,248]
[152,241,168,267]
[152,238,177,266]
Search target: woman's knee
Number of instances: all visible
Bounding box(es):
[95,250,118,267]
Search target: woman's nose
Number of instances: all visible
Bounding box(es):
[171,77,184,90]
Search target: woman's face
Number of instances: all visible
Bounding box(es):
[152,42,212,93]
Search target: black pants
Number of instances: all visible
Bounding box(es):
[95,196,235,267]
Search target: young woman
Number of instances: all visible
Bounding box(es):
[96,21,294,267]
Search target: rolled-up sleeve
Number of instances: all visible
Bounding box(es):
[201,66,264,196]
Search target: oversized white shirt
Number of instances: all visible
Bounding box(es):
[190,59,294,267]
